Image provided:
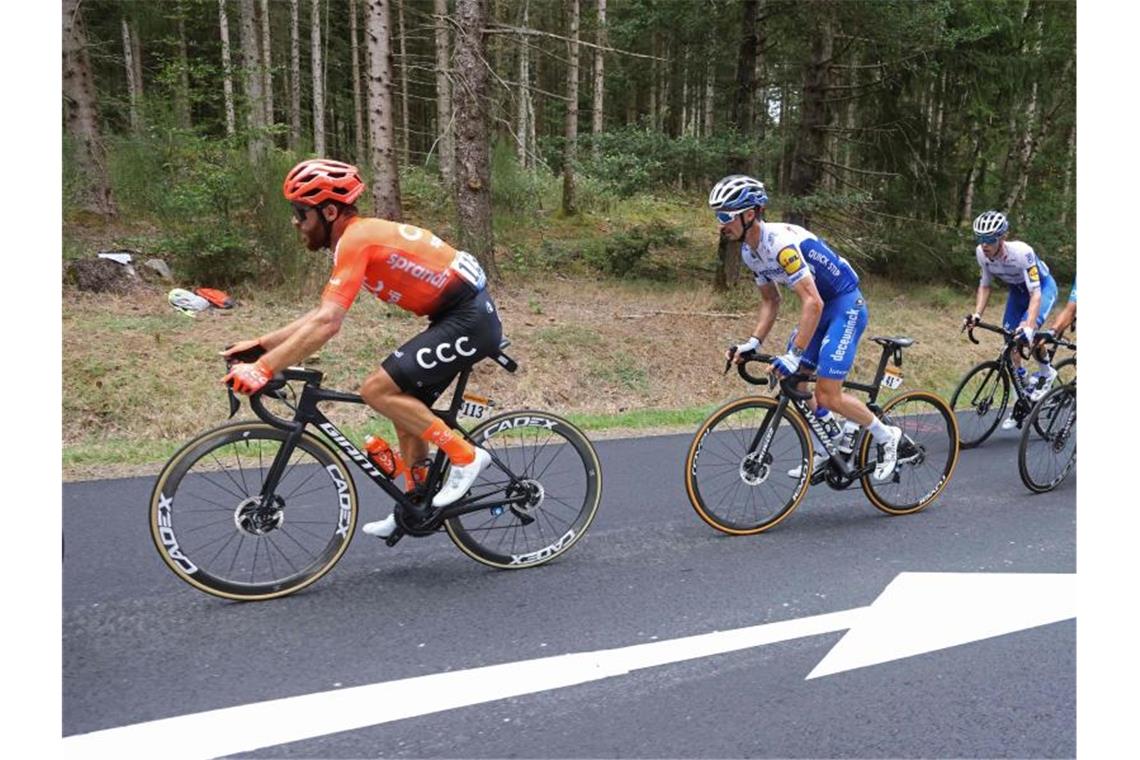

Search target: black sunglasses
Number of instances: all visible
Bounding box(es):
[291,203,314,222]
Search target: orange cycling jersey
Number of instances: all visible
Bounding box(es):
[321,217,486,316]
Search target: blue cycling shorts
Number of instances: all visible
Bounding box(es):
[799,289,868,380]
[1002,276,1058,331]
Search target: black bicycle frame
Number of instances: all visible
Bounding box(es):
[741,339,902,483]
[232,358,530,530]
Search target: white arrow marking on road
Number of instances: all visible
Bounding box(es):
[807,571,1076,679]
[63,572,1074,759]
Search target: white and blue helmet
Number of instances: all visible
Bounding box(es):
[709,175,768,211]
[972,210,1009,240]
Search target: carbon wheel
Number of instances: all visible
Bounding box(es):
[950,360,1009,448]
[858,391,960,515]
[149,422,357,601]
[684,397,813,535]
[1054,356,1076,387]
[443,411,602,569]
[1018,383,1076,493]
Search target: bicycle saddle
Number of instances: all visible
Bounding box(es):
[871,336,915,348]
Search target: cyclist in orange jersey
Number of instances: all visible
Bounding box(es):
[223,159,500,538]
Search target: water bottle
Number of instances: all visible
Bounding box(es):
[364,435,404,478]
[814,407,842,444]
[1014,366,1028,392]
[839,421,860,455]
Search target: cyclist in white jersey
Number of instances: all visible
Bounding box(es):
[711,175,903,481]
[964,210,1060,428]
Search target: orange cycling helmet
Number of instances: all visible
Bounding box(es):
[283,159,366,206]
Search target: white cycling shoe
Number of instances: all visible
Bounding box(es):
[1029,366,1058,402]
[1000,416,1018,431]
[362,513,397,539]
[874,426,903,481]
[432,447,491,507]
[787,451,828,478]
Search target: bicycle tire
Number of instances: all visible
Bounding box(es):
[858,390,960,515]
[149,422,358,601]
[443,411,602,569]
[1054,356,1076,387]
[684,396,813,535]
[950,360,1009,448]
[1018,383,1076,494]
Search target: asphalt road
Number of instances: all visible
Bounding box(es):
[63,422,1075,758]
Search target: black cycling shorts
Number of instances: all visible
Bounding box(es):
[381,289,503,404]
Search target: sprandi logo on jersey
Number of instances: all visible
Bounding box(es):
[387,253,449,288]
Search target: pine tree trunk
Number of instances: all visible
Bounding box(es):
[239,0,267,161]
[175,10,192,129]
[648,35,658,130]
[591,0,606,160]
[219,0,237,136]
[732,0,758,131]
[703,57,714,138]
[131,22,144,100]
[515,2,530,166]
[121,18,140,132]
[63,0,116,216]
[784,1,832,228]
[311,0,326,155]
[290,0,302,150]
[752,0,768,143]
[397,0,410,165]
[350,0,366,164]
[959,129,984,225]
[1061,124,1075,227]
[453,0,495,272]
[434,0,455,188]
[562,0,580,215]
[260,0,275,131]
[366,0,403,220]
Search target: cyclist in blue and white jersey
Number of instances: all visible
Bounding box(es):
[963,210,1060,426]
[711,175,902,481]
[1030,277,1076,398]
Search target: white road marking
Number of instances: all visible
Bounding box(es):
[63,572,1075,758]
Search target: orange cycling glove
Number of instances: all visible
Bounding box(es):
[223,358,273,395]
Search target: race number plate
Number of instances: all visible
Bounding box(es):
[881,366,904,389]
[459,392,493,420]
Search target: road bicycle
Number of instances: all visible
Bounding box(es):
[950,320,1076,448]
[684,336,960,535]
[149,341,603,601]
[1018,332,1077,493]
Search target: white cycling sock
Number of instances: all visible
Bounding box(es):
[867,417,891,443]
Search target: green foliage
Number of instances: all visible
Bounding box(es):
[584,224,686,278]
[157,225,258,287]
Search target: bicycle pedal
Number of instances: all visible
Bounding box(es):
[384,528,405,547]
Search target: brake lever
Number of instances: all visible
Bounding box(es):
[723,345,737,375]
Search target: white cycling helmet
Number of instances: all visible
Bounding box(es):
[972,210,1009,240]
[168,288,211,316]
[709,175,768,211]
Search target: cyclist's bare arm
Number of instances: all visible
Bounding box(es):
[789,277,823,352]
[751,281,781,341]
[259,300,347,372]
[260,307,323,350]
[1022,288,1042,330]
[1049,300,1077,334]
[972,285,991,317]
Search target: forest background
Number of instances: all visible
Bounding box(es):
[61,0,1077,474]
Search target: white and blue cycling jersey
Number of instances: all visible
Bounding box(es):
[741,222,860,302]
[976,240,1052,294]
[743,222,866,379]
[1068,277,1076,303]
[976,240,1058,330]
